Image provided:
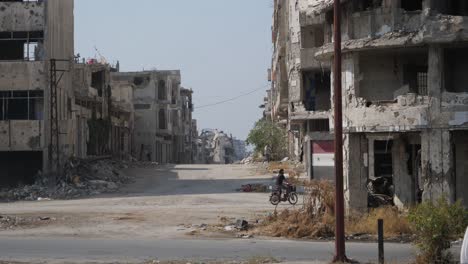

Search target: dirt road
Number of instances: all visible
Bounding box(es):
[0,164,279,239]
[0,164,418,263]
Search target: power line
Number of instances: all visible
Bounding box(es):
[196,84,269,110]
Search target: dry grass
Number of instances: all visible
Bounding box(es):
[347,207,412,237]
[256,180,412,240]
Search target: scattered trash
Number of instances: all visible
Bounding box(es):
[236,219,249,230]
[224,225,235,231]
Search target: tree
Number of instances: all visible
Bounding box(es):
[246,118,287,161]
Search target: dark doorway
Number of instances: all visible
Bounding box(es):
[0,151,42,187]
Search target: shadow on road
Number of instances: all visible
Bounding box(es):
[103,164,275,198]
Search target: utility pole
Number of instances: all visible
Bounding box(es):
[333,0,347,262]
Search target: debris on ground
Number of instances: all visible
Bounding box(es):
[236,219,249,230]
[0,215,56,230]
[0,157,135,202]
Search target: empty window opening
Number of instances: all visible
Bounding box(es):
[374,140,393,177]
[308,119,330,132]
[359,51,428,102]
[0,31,43,61]
[158,109,167,130]
[301,26,324,48]
[403,65,428,95]
[445,48,468,93]
[133,77,144,86]
[402,0,423,11]
[0,151,42,188]
[353,0,382,12]
[433,0,468,16]
[91,70,105,97]
[158,80,167,100]
[302,71,331,111]
[0,90,44,120]
[171,82,178,104]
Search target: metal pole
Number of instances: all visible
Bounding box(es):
[333,0,347,262]
[378,219,384,264]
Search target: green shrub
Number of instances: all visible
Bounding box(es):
[408,196,468,263]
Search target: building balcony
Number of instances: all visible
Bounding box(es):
[0,1,45,32]
[0,61,45,91]
[344,95,430,133]
[300,48,330,70]
[0,120,43,151]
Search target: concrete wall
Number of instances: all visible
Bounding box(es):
[0,120,43,151]
[0,62,45,91]
[0,1,45,32]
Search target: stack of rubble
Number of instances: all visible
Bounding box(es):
[0,158,134,202]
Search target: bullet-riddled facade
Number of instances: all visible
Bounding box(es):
[268,0,468,210]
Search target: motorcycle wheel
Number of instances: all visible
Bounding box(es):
[270,194,280,205]
[288,192,298,205]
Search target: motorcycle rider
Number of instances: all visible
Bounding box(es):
[275,169,289,197]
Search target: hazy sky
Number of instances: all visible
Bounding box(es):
[75,0,272,140]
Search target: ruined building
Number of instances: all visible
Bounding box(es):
[268,0,468,210]
[195,129,247,164]
[73,60,133,160]
[0,0,74,186]
[111,70,195,164]
[0,0,141,188]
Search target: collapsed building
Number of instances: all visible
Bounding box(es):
[195,129,247,164]
[110,71,195,164]
[268,0,468,210]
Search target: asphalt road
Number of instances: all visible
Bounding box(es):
[0,237,416,263]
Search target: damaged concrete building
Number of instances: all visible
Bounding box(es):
[0,0,75,186]
[73,60,134,160]
[268,0,468,210]
[0,0,141,188]
[111,70,195,164]
[195,129,247,164]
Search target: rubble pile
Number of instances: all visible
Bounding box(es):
[0,158,134,201]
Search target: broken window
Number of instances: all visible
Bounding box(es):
[302,71,331,111]
[445,48,468,93]
[91,70,105,97]
[0,90,44,120]
[403,65,428,95]
[308,119,330,132]
[374,140,393,177]
[158,80,167,100]
[158,109,167,130]
[133,77,144,86]
[402,0,422,11]
[301,26,324,48]
[0,31,43,61]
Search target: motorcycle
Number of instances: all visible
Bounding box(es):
[269,183,298,205]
